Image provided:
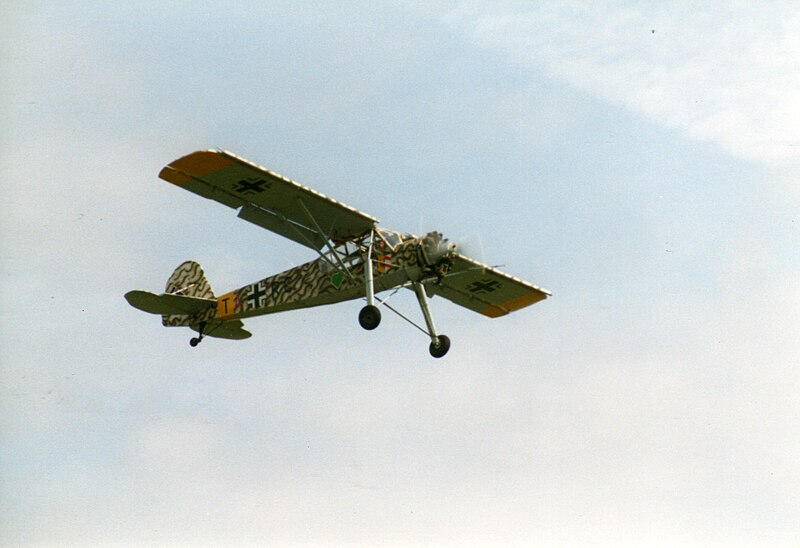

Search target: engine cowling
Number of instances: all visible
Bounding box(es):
[419,231,457,266]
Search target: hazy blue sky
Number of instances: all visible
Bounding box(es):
[2,2,799,545]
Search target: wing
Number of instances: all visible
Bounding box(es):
[425,254,550,318]
[159,149,378,249]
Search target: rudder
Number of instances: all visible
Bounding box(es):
[163,261,215,326]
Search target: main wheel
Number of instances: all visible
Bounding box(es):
[189,337,201,347]
[429,334,450,358]
[358,305,381,330]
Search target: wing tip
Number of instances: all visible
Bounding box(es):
[480,289,550,318]
[124,290,162,314]
[159,150,235,185]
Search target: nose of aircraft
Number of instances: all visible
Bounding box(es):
[420,231,457,265]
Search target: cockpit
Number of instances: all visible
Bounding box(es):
[375,228,412,251]
[317,229,413,273]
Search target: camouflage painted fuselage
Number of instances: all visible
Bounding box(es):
[207,236,424,325]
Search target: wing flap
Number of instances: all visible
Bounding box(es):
[159,149,378,249]
[237,204,327,249]
[425,254,550,318]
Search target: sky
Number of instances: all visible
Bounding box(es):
[2,1,799,546]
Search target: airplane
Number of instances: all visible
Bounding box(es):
[125,149,551,358]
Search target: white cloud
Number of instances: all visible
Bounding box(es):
[438,3,800,167]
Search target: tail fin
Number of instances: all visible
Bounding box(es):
[163,261,215,326]
[165,260,215,298]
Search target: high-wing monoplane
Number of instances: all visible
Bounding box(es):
[125,149,550,357]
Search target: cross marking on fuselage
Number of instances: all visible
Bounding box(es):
[246,282,267,308]
[467,279,502,294]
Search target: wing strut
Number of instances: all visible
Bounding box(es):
[278,210,327,250]
[296,198,356,283]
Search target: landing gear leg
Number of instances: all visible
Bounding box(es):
[412,282,450,358]
[189,321,206,347]
[359,230,381,330]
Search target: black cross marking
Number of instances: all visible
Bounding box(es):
[246,282,267,308]
[234,178,271,195]
[467,279,502,294]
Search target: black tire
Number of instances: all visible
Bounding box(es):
[358,305,381,330]
[429,334,450,358]
[189,337,201,347]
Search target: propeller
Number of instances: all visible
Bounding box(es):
[454,232,486,263]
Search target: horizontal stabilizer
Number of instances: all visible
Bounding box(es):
[125,290,215,316]
[206,320,252,340]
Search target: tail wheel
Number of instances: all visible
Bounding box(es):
[358,305,381,330]
[429,335,450,358]
[189,322,206,347]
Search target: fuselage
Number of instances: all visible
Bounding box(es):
[206,230,447,324]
